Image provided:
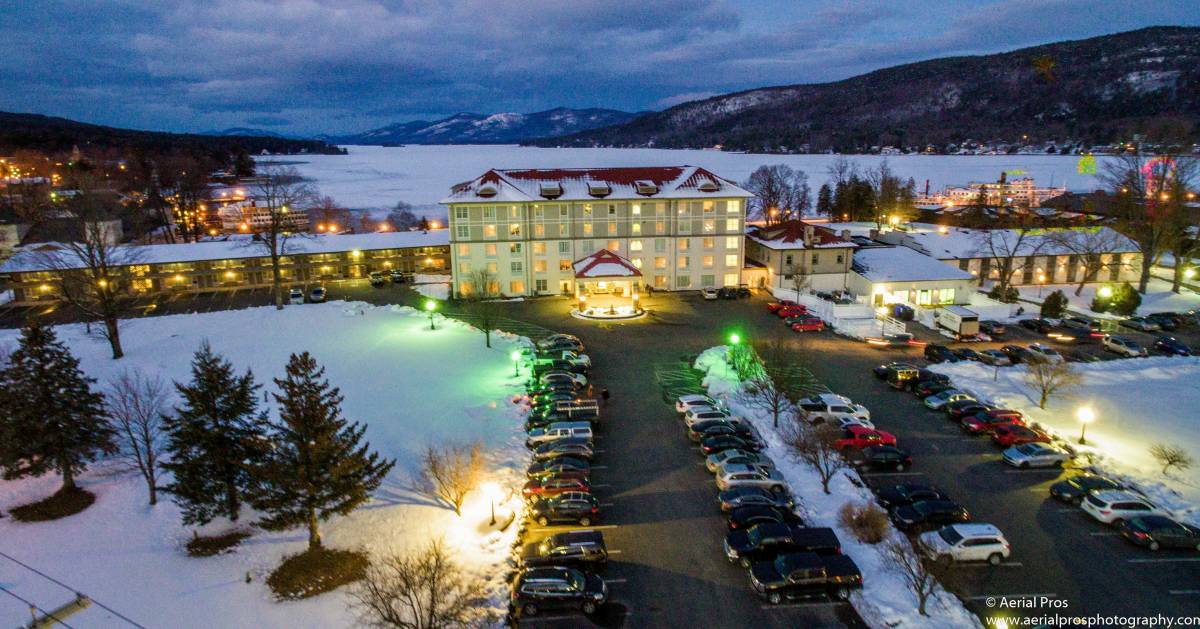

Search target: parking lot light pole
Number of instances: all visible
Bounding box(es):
[482,481,500,526]
[729,333,741,346]
[1077,406,1094,444]
[511,350,521,377]
[425,299,437,330]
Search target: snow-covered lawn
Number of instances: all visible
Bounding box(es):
[694,347,981,629]
[413,273,451,300]
[0,303,529,628]
[929,357,1200,527]
[1014,278,1200,318]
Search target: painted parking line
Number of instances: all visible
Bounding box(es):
[1089,531,1120,536]
[760,601,844,610]
[966,593,1057,601]
[526,524,620,531]
[1055,508,1080,513]
[599,502,615,507]
[589,465,609,470]
[589,484,612,489]
[606,549,623,555]
[861,471,925,477]
[1003,469,1064,474]
[1170,590,1200,595]
[956,561,1023,568]
[1128,557,1200,564]
[603,578,627,584]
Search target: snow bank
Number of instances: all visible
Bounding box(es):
[694,346,981,629]
[1014,278,1200,319]
[929,358,1200,526]
[0,302,530,628]
[413,273,451,300]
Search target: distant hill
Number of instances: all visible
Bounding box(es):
[0,112,343,155]
[204,127,286,138]
[336,107,642,145]
[532,27,1200,153]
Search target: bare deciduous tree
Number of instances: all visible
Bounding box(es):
[420,442,482,516]
[970,213,1047,297]
[1149,443,1193,475]
[464,269,501,348]
[108,370,170,505]
[743,164,812,223]
[880,537,938,617]
[1023,358,1081,409]
[1045,227,1130,296]
[252,164,317,309]
[741,339,814,428]
[785,421,846,494]
[350,539,493,629]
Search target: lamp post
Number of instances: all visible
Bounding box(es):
[1097,285,1113,299]
[482,481,500,526]
[1077,406,1094,445]
[511,350,521,377]
[1186,268,1196,281]
[424,299,437,330]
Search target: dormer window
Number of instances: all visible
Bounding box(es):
[477,185,498,198]
[697,180,721,193]
[587,181,612,197]
[635,180,658,195]
[538,183,562,199]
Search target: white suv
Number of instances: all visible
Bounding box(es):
[1103,335,1147,357]
[715,466,787,493]
[797,393,870,424]
[676,394,724,414]
[920,523,1011,565]
[1082,490,1165,526]
[684,407,740,428]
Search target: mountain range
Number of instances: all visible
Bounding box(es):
[331,107,641,145]
[531,26,1200,153]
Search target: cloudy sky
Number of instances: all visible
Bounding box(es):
[2,0,1196,136]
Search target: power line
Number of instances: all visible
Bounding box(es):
[0,551,146,629]
[0,584,77,629]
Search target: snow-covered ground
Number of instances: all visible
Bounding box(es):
[0,303,529,628]
[1014,278,1200,318]
[412,273,451,300]
[695,347,981,629]
[263,146,1110,217]
[929,358,1200,526]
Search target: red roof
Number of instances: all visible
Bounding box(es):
[571,249,642,279]
[748,220,853,248]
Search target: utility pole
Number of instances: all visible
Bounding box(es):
[27,594,91,628]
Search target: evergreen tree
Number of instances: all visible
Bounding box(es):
[1040,290,1069,318]
[252,352,394,549]
[816,183,833,216]
[162,342,267,526]
[232,149,255,178]
[0,323,114,493]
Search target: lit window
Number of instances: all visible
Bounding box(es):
[726,236,739,250]
[483,224,497,238]
[703,201,714,213]
[630,240,643,252]
[728,200,740,213]
[583,223,593,235]
[559,224,568,236]
[678,239,689,251]
[725,218,738,231]
[486,262,498,273]
[510,280,524,294]
[533,242,546,254]
[655,221,665,233]
[560,259,571,271]
[485,244,497,257]
[678,256,689,269]
[583,204,592,216]
[703,237,714,249]
[608,222,617,235]
[725,254,738,267]
[703,220,715,233]
[632,257,643,268]
[632,203,641,215]
[458,261,470,273]
[510,223,521,236]
[510,243,522,254]
[632,222,641,235]
[607,240,620,251]
[534,224,544,237]
[534,260,547,272]
[703,255,714,268]
[457,244,470,256]
[655,257,667,269]
[510,206,520,218]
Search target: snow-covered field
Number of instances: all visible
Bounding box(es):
[1015,278,1200,318]
[412,272,451,300]
[695,347,981,629]
[265,145,1111,217]
[929,357,1200,526]
[0,303,529,628]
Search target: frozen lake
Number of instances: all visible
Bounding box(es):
[262,145,1114,218]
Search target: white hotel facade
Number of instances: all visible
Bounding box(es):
[441,166,753,297]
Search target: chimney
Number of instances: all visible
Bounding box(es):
[840,229,851,239]
[803,225,814,247]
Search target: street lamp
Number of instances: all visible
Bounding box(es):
[1186,268,1197,280]
[1077,406,1095,445]
[1097,285,1113,299]
[424,299,437,330]
[482,481,501,526]
[511,350,521,377]
[729,333,741,346]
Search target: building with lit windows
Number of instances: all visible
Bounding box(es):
[441,166,753,297]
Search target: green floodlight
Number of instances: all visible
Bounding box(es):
[729,333,741,346]
[511,350,521,376]
[425,299,437,330]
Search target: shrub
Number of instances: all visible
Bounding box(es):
[267,547,369,600]
[1149,443,1193,475]
[186,530,252,557]
[1040,290,1069,318]
[837,501,890,544]
[1110,282,1141,316]
[9,487,95,522]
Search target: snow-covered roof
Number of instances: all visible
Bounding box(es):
[572,249,641,278]
[745,220,856,251]
[889,223,1139,260]
[851,246,975,284]
[441,166,754,204]
[0,230,450,273]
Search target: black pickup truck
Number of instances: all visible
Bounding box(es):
[749,552,863,603]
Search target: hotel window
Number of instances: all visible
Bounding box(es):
[701,274,715,287]
[837,253,844,264]
[535,278,548,292]
[703,237,714,249]
[678,256,690,269]
[702,255,714,268]
[583,223,593,236]
[728,200,740,213]
[454,207,469,220]
[534,224,544,237]
[583,204,593,216]
[533,242,546,254]
[534,260,547,273]
[654,203,665,216]
[655,238,666,252]
[785,254,793,266]
[677,276,691,288]
[559,205,568,217]
[455,225,470,239]
[679,219,690,234]
[811,253,819,265]
[678,238,690,251]
[559,259,571,271]
[726,236,739,249]
[655,257,667,269]
[726,218,738,231]
[655,275,667,288]
[725,254,738,267]
[458,261,471,274]
[724,273,739,287]
[485,244,498,257]
[486,262,498,274]
[457,244,470,256]
[511,261,523,273]
[703,219,715,233]
[632,222,641,235]
[632,257,643,268]
[630,240,643,252]
[608,205,616,216]
[607,222,617,235]
[534,205,544,218]
[607,240,620,252]
[510,280,524,294]
[632,203,641,216]
[510,223,521,236]
[510,243,522,254]
[559,224,568,236]
[703,201,714,213]
[583,240,593,251]
[483,206,495,219]
[483,224,497,238]
[655,221,665,233]
[510,206,520,218]
[559,241,571,253]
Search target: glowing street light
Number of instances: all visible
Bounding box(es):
[729,333,741,346]
[511,350,521,377]
[425,299,438,330]
[1077,406,1095,444]
[1186,268,1197,280]
[1097,285,1114,299]
[482,481,501,526]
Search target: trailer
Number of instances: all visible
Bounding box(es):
[935,306,980,340]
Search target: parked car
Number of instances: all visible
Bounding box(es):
[953,348,983,362]
[532,438,594,461]
[288,288,305,304]
[797,393,871,424]
[924,344,960,363]
[1082,490,1166,526]
[991,425,1050,447]
[1049,474,1122,505]
[776,306,808,319]
[389,269,406,283]
[521,476,591,501]
[687,418,742,441]
[767,300,800,314]
[737,284,752,298]
[920,523,1010,565]
[684,407,736,427]
[528,492,601,527]
[1062,315,1101,332]
[1001,443,1069,468]
[1001,344,1036,364]
[725,523,841,567]
[1103,334,1147,357]
[369,271,386,287]
[527,456,589,479]
[978,320,1006,337]
[540,371,587,387]
[715,466,788,493]
[891,499,971,532]
[835,426,897,450]
[511,566,608,617]
[1020,318,1055,334]
[1026,343,1064,363]
[749,552,863,604]
[676,394,724,414]
[1056,320,1104,343]
[1119,316,1161,332]
[701,434,761,455]
[790,316,825,333]
[1144,313,1180,331]
[865,332,926,349]
[1119,515,1200,551]
[945,400,993,420]
[961,410,1024,434]
[701,287,719,300]
[873,361,918,379]
[717,486,795,513]
[923,389,975,410]
[875,483,947,510]
[1153,336,1192,356]
[520,530,608,568]
[706,449,775,473]
[912,380,954,399]
[857,445,912,471]
[308,286,327,303]
[527,422,593,447]
[717,287,738,299]
[728,505,801,531]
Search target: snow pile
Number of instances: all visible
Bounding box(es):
[0,303,530,628]
[929,358,1200,526]
[412,273,451,300]
[694,346,981,629]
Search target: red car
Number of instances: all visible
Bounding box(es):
[961,410,1024,434]
[791,317,825,333]
[836,426,897,450]
[522,476,591,500]
[776,306,809,319]
[991,425,1050,447]
[767,300,799,314]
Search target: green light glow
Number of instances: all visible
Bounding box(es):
[729,333,741,345]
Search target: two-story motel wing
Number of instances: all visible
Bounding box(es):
[440,166,754,297]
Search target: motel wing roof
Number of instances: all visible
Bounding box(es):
[745,220,857,251]
[441,166,754,204]
[851,246,975,283]
[0,230,450,273]
[897,223,1138,260]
